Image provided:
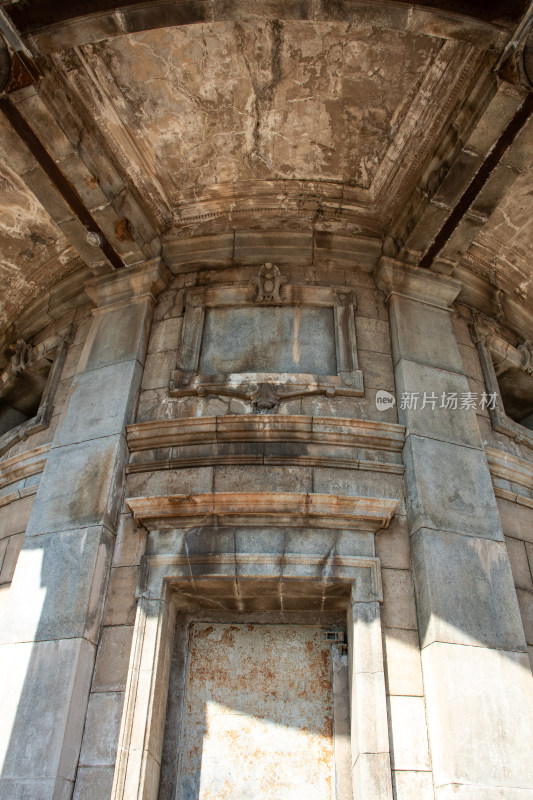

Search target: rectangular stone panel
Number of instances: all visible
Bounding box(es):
[55,360,143,447]
[24,434,128,537]
[0,637,95,783]
[0,525,114,645]
[199,306,337,375]
[389,296,464,373]
[422,641,533,790]
[395,359,483,448]
[412,528,526,651]
[76,300,152,373]
[403,435,503,540]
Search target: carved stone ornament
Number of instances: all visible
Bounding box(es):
[518,340,533,375]
[0,338,45,394]
[251,383,280,413]
[252,263,286,304]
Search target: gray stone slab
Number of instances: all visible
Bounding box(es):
[78,691,124,767]
[73,766,115,800]
[0,526,114,645]
[381,568,418,631]
[383,627,424,696]
[403,435,503,540]
[55,359,143,447]
[102,566,139,627]
[422,641,533,791]
[388,695,431,770]
[389,295,464,373]
[92,625,134,693]
[412,528,527,652]
[76,299,152,373]
[516,588,533,646]
[505,536,533,590]
[395,359,482,448]
[24,434,128,537]
[393,770,434,800]
[0,637,95,782]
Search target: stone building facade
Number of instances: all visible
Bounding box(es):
[0,2,533,799]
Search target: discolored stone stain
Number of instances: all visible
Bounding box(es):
[177,623,336,799]
[93,20,440,191]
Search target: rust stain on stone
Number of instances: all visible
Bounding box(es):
[176,623,336,799]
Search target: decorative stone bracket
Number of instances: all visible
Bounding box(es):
[472,317,533,450]
[169,268,364,410]
[0,324,75,456]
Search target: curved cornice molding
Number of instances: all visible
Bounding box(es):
[127,492,399,532]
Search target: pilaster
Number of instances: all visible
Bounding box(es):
[376,257,533,798]
[0,259,169,800]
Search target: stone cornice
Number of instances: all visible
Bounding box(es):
[84,258,170,309]
[0,443,50,491]
[486,446,533,495]
[127,492,399,532]
[126,415,406,453]
[375,257,462,309]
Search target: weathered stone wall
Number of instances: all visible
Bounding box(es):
[1,255,532,800]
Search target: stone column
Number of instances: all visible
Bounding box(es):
[0,260,169,800]
[376,259,533,799]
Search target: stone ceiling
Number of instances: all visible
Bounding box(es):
[0,2,532,348]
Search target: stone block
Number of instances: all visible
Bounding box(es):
[527,543,533,578]
[147,316,183,354]
[351,671,390,754]
[393,770,434,800]
[395,360,482,448]
[358,349,395,391]
[24,434,128,537]
[214,465,313,494]
[78,691,124,767]
[434,785,533,799]
[516,589,533,645]
[355,317,391,355]
[112,512,146,567]
[457,342,483,382]
[73,766,115,800]
[0,584,10,619]
[352,753,393,800]
[375,516,410,570]
[77,300,152,373]
[388,695,431,771]
[383,627,424,696]
[505,536,533,590]
[0,525,114,645]
[412,528,526,651]
[141,350,177,391]
[0,776,74,800]
[0,533,24,585]
[422,641,533,790]
[92,625,134,692]
[126,466,213,497]
[354,286,389,321]
[312,467,404,504]
[102,566,139,626]
[389,295,463,372]
[55,360,143,447]
[497,499,533,544]
[0,494,35,538]
[0,637,95,781]
[381,568,418,630]
[403,435,503,540]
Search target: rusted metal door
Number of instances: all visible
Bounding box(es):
[176,623,343,800]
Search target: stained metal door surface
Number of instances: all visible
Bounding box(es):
[176,623,337,800]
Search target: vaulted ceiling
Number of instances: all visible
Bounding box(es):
[0,0,532,355]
